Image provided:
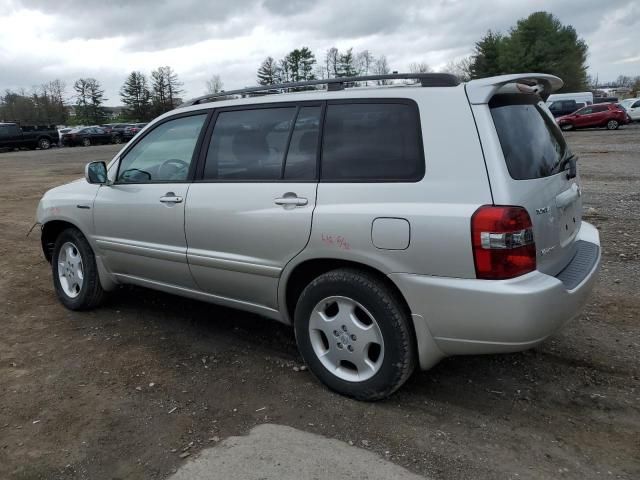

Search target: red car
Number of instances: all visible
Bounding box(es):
[556,103,630,131]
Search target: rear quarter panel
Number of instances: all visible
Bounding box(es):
[285,87,493,282]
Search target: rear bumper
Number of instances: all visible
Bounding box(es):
[390,222,600,368]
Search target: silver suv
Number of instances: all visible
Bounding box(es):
[37,73,600,400]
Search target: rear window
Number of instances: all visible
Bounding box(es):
[490,94,572,180]
[321,102,423,181]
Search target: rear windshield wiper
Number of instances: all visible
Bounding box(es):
[553,153,577,179]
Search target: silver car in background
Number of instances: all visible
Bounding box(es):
[36,72,600,400]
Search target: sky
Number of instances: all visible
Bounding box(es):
[0,0,639,106]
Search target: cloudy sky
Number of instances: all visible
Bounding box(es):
[1,0,639,105]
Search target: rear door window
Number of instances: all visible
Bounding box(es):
[320,102,424,181]
[203,107,297,180]
[490,94,573,180]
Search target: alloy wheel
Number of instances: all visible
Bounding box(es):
[308,296,384,382]
[57,242,84,298]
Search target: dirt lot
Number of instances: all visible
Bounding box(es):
[1,125,639,480]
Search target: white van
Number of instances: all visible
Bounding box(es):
[547,92,594,105]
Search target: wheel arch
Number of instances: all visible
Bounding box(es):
[41,219,117,291]
[281,258,411,323]
[41,219,82,262]
[280,257,443,371]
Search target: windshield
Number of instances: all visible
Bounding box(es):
[490,94,575,180]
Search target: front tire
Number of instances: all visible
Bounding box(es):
[294,268,416,401]
[606,120,619,130]
[52,228,105,310]
[82,137,91,147]
[560,123,574,131]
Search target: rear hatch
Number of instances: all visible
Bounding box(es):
[488,93,581,276]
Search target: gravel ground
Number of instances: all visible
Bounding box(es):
[0,124,638,480]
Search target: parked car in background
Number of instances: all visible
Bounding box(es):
[37,72,601,400]
[61,127,116,146]
[0,123,59,150]
[103,123,133,143]
[547,99,585,117]
[58,128,73,146]
[619,98,640,121]
[594,96,619,104]
[123,123,148,140]
[546,92,593,117]
[556,103,630,131]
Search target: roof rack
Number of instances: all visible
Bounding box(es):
[181,72,460,107]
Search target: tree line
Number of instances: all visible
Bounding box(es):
[2,11,638,126]
[0,66,185,126]
[0,80,67,125]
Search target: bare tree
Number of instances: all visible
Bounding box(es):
[151,66,183,114]
[372,55,391,85]
[441,56,473,82]
[325,47,339,78]
[356,50,375,85]
[409,62,433,74]
[205,74,224,94]
[74,78,106,125]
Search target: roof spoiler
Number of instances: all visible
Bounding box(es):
[466,73,563,104]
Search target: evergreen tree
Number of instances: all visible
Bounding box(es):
[500,12,588,91]
[120,71,151,121]
[257,56,280,85]
[284,47,316,82]
[337,48,359,77]
[469,30,504,79]
[469,13,589,91]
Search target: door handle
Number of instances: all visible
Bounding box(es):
[274,196,308,206]
[160,193,183,204]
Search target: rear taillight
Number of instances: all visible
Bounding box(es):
[471,205,536,280]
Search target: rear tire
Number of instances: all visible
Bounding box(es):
[38,137,51,150]
[294,268,416,401]
[82,137,91,147]
[606,120,619,130]
[52,228,105,310]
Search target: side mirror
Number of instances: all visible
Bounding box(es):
[85,161,108,184]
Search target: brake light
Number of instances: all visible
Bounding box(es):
[471,205,536,279]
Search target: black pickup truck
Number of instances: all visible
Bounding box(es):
[0,123,59,150]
